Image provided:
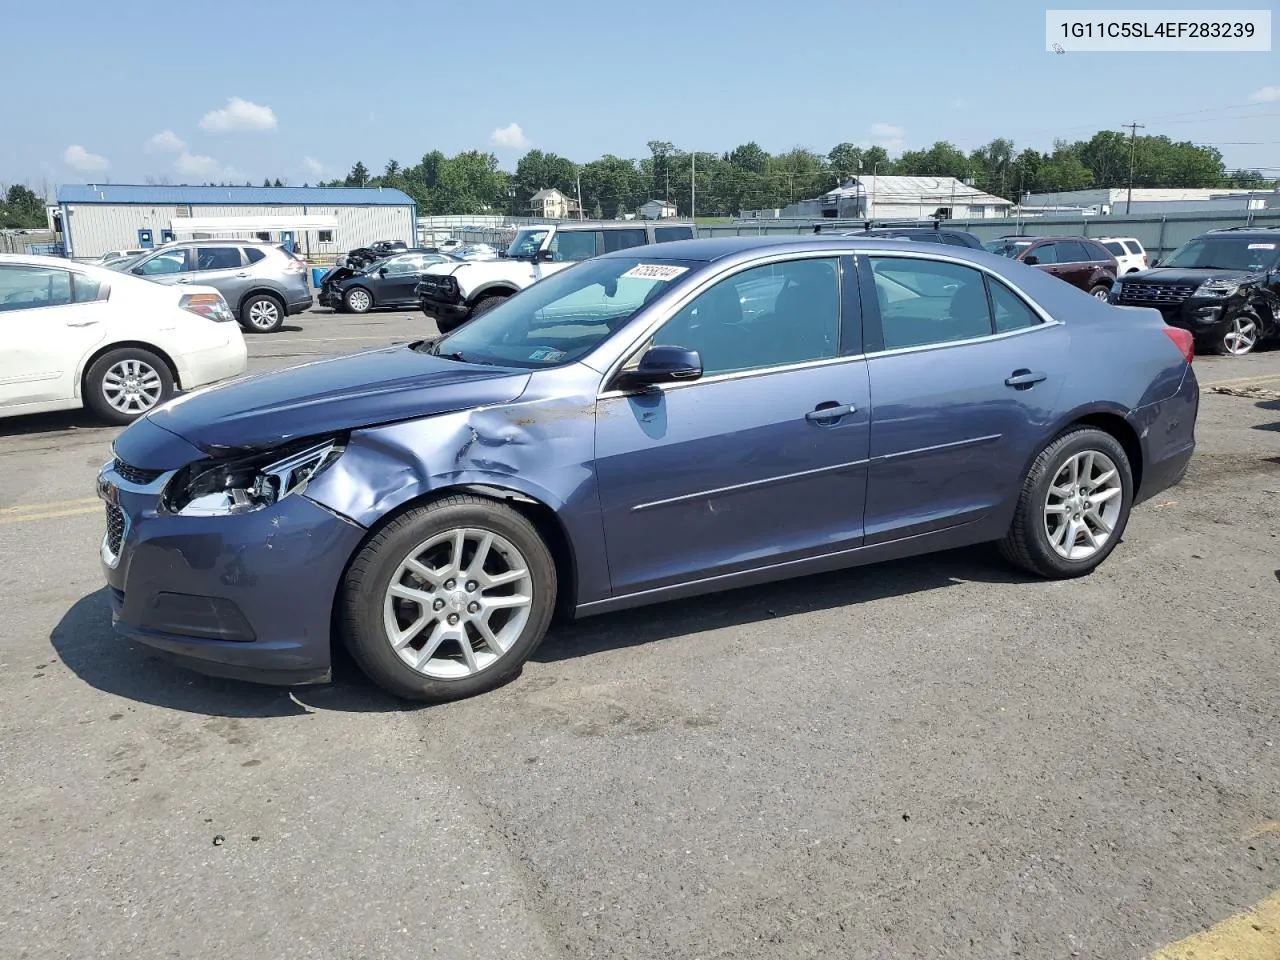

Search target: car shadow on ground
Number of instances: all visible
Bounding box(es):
[0,408,109,438]
[533,545,1034,664]
[1254,398,1280,433]
[52,545,1036,718]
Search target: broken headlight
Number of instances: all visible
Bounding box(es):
[165,438,345,516]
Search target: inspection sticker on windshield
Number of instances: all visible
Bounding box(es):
[1248,243,1276,250]
[620,263,689,281]
[527,347,566,363]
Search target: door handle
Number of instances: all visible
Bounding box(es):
[806,402,857,422]
[65,319,100,327]
[235,272,249,277]
[175,278,192,284]
[1005,370,1047,389]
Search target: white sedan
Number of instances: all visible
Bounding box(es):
[0,254,247,425]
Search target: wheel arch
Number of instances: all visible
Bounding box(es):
[237,287,287,314]
[77,340,181,397]
[466,283,519,305]
[1033,406,1144,496]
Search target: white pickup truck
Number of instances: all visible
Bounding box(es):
[414,220,696,332]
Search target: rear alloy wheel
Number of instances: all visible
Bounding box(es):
[999,427,1133,578]
[84,347,175,425]
[345,287,373,314]
[241,294,284,333]
[340,495,556,702]
[1089,284,1111,301]
[1219,311,1259,356]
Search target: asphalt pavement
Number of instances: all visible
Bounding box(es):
[0,308,1277,959]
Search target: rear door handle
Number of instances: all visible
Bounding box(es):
[806,402,858,422]
[235,272,249,277]
[1005,370,1047,388]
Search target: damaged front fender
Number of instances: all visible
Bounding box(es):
[303,374,613,606]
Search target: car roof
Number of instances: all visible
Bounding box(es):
[598,234,1007,264]
[1096,236,1140,242]
[156,238,276,248]
[1203,227,1280,238]
[547,220,689,231]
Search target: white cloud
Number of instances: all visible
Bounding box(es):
[302,156,324,177]
[198,97,278,133]
[1250,85,1280,102]
[64,144,110,171]
[866,122,907,153]
[176,151,221,178]
[489,122,530,150]
[146,129,186,153]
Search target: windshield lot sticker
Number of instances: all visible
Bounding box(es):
[528,348,566,363]
[620,264,690,281]
[1247,243,1275,250]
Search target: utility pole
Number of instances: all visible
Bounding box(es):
[576,174,584,221]
[690,152,695,221]
[1123,121,1144,214]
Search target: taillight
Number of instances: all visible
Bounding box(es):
[1163,326,1194,364]
[180,292,235,322]
[284,257,305,274]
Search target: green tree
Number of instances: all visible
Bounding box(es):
[344,161,370,187]
[827,142,864,179]
[512,149,577,211]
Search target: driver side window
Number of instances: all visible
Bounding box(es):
[651,258,840,377]
[139,249,191,275]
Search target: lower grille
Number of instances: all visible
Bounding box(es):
[105,504,125,556]
[1116,283,1196,305]
[114,458,164,486]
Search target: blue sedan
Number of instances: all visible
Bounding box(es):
[97,237,1199,701]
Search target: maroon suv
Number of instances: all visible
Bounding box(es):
[983,236,1118,299]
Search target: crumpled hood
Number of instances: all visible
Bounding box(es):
[131,344,531,461]
[421,260,468,278]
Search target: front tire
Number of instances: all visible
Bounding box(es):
[83,347,175,425]
[344,287,373,314]
[1215,309,1260,356]
[241,293,284,333]
[470,294,508,318]
[340,495,557,702]
[999,427,1133,579]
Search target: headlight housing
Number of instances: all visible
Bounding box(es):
[165,437,345,516]
[1193,278,1244,298]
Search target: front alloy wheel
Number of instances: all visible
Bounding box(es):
[1221,312,1259,356]
[345,288,372,313]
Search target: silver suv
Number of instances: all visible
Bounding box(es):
[113,240,313,333]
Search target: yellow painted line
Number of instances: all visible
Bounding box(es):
[1149,891,1280,960]
[1201,372,1280,389]
[0,505,102,525]
[0,497,100,516]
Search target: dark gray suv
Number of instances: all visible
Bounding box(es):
[113,240,313,332]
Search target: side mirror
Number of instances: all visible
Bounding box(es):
[378,267,388,276]
[538,249,556,262]
[1150,258,1161,267]
[131,266,145,275]
[1023,255,1039,266]
[618,345,703,389]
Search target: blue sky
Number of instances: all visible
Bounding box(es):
[1,0,1276,190]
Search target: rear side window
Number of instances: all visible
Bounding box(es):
[1086,242,1112,261]
[988,278,1041,333]
[1055,241,1091,263]
[1103,241,1126,256]
[0,265,73,312]
[72,273,106,302]
[870,257,993,349]
[601,229,647,253]
[196,247,243,270]
[243,247,266,264]
[1123,240,1143,255]
[654,226,694,243]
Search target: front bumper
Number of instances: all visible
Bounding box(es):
[98,460,367,686]
[317,286,342,308]
[1111,293,1232,340]
[419,296,470,325]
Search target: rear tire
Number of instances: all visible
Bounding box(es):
[998,427,1133,579]
[83,347,175,425]
[1089,284,1111,301]
[340,495,557,703]
[240,293,284,333]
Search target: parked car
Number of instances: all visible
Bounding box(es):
[983,236,1118,299]
[416,220,698,332]
[341,240,427,270]
[109,240,312,333]
[448,243,500,261]
[97,248,146,263]
[842,226,984,249]
[97,236,1197,702]
[318,252,459,313]
[1098,236,1148,274]
[0,253,246,425]
[1110,226,1280,355]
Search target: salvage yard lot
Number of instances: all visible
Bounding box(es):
[0,309,1277,959]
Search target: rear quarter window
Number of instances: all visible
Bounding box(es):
[1123,240,1143,255]
[654,226,694,243]
[243,247,266,264]
[1103,241,1125,256]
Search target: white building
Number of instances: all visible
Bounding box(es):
[1020,186,1276,216]
[54,184,416,259]
[741,176,1012,222]
[639,199,678,220]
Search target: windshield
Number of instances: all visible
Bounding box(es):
[983,239,1033,258]
[1160,237,1279,272]
[428,256,699,369]
[506,229,550,259]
